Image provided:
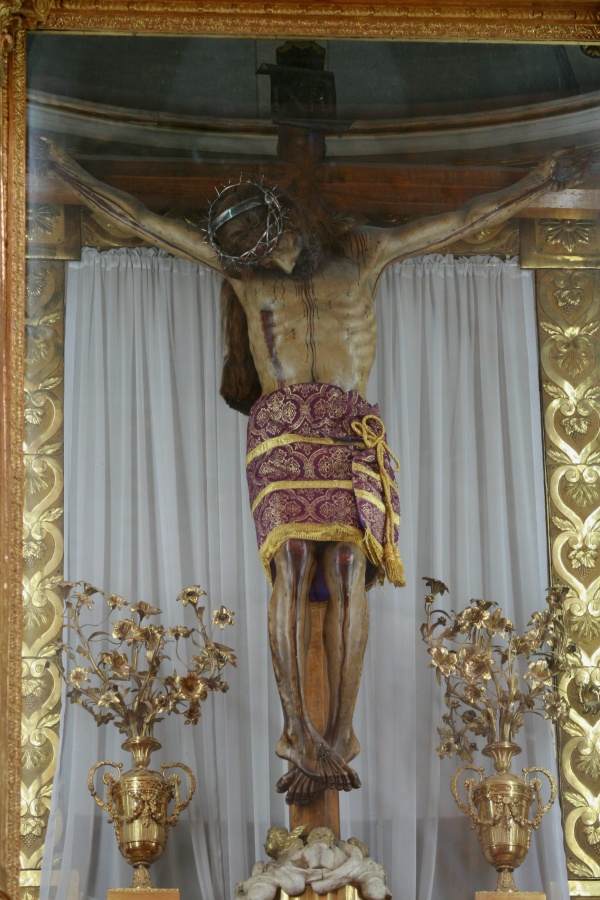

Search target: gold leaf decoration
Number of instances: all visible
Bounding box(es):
[25,268,50,308]
[21,258,65,880]
[538,265,600,877]
[26,205,60,240]
[568,544,598,574]
[576,737,600,779]
[565,790,588,808]
[554,288,584,315]
[24,324,52,366]
[554,333,594,377]
[541,219,596,253]
[562,719,586,739]
[20,818,45,847]
[544,382,567,399]
[22,535,47,569]
[548,446,572,465]
[552,271,586,314]
[22,596,53,632]
[569,860,595,878]
[562,415,591,441]
[564,476,600,506]
[585,824,600,852]
[569,612,600,641]
[21,677,44,710]
[21,735,52,773]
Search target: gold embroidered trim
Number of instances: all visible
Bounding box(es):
[353,462,381,482]
[354,489,400,525]
[258,523,373,585]
[246,434,361,465]
[251,479,353,514]
[353,462,399,494]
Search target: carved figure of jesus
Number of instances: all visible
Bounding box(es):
[42,138,589,806]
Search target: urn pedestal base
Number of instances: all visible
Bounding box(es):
[280,889,358,900]
[108,889,180,899]
[476,893,545,899]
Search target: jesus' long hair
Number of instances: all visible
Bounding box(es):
[217,185,350,414]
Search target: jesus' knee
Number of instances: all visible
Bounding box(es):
[324,542,366,588]
[273,538,315,585]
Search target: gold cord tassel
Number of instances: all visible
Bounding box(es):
[352,415,406,587]
[384,541,405,587]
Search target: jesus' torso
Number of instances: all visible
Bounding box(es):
[229,230,384,398]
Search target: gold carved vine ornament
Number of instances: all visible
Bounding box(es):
[20,244,67,889]
[533,215,600,898]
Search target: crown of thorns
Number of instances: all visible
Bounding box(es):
[204,178,286,267]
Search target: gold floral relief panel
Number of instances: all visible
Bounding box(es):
[537,267,600,896]
[523,219,600,269]
[21,254,65,886]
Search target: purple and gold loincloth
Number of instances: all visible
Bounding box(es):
[246,383,405,599]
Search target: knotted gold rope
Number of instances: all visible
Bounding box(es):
[351,414,405,587]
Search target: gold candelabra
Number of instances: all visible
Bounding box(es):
[53,581,236,888]
[421,578,578,892]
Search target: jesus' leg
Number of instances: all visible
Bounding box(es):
[322,541,368,764]
[269,538,360,792]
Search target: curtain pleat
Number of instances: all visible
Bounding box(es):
[41,248,568,900]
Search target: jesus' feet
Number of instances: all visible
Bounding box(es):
[325,727,361,764]
[276,733,361,793]
[276,767,325,805]
[276,764,357,805]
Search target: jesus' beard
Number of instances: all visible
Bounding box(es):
[291,232,324,279]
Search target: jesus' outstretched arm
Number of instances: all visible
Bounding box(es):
[39,137,224,273]
[365,151,597,273]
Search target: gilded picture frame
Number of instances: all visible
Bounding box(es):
[4,3,600,898]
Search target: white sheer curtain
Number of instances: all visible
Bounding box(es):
[41,248,568,900]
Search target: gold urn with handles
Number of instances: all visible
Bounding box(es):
[451,741,556,893]
[88,735,196,889]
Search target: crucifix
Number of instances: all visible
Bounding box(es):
[40,40,591,847]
